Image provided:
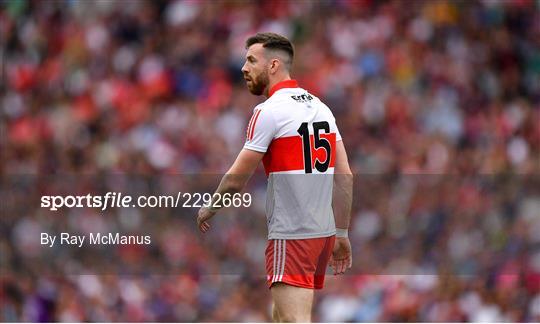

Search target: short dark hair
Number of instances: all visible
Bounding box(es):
[246,32,294,68]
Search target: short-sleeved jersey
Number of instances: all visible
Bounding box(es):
[243,80,342,240]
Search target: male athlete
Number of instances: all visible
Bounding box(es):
[197,32,353,322]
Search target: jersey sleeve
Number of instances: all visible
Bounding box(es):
[335,124,342,141]
[331,116,342,141]
[243,107,276,153]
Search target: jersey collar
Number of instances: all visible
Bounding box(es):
[268,79,299,98]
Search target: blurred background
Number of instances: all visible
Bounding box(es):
[1,0,540,322]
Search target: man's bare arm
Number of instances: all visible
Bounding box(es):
[331,140,353,274]
[197,149,264,232]
[333,140,353,230]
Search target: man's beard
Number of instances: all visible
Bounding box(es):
[248,71,269,96]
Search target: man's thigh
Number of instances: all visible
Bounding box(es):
[265,237,334,289]
[271,282,314,322]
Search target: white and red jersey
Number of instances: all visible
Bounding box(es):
[244,80,342,240]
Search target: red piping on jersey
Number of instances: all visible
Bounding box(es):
[248,109,262,140]
[246,109,256,139]
[268,79,299,97]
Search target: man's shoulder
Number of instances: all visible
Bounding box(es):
[253,100,269,115]
[251,101,269,114]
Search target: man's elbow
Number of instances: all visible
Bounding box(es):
[223,173,246,193]
[334,171,353,187]
[228,182,244,193]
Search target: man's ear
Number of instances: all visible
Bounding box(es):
[269,59,279,74]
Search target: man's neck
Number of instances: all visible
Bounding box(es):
[264,75,292,98]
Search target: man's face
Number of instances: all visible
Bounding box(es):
[241,43,269,96]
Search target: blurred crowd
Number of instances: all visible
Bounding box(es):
[1,0,539,322]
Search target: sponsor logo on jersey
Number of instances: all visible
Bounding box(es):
[291,94,313,103]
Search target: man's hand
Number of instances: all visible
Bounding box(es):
[197,207,217,233]
[330,237,352,275]
[196,149,264,234]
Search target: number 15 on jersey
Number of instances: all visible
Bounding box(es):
[297,121,334,174]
